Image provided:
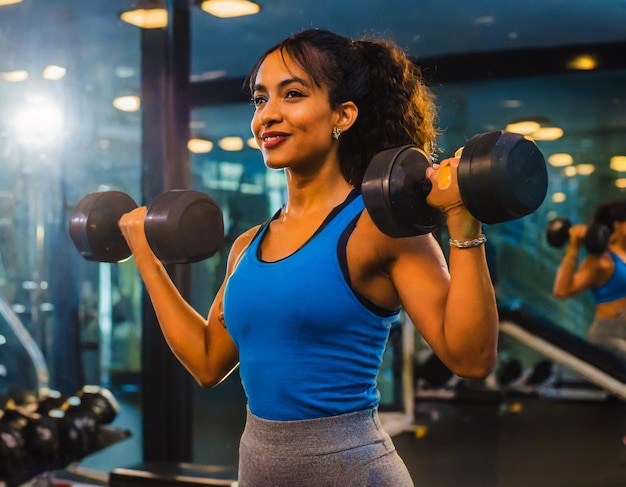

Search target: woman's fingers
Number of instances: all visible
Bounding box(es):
[425,157,463,212]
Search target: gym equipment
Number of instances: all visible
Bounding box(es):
[361,130,548,238]
[499,307,626,402]
[0,402,29,484]
[36,389,66,415]
[546,217,611,255]
[496,359,524,387]
[51,385,121,465]
[0,385,129,487]
[69,189,224,264]
[1,399,60,475]
[109,463,239,487]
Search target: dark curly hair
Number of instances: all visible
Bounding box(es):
[245,29,439,189]
[591,199,626,231]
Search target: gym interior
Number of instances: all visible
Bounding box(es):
[1,1,625,486]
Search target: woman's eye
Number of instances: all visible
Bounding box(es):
[251,96,266,107]
[285,90,303,99]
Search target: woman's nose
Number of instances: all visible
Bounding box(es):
[257,98,282,125]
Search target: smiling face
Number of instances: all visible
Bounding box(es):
[250,49,346,174]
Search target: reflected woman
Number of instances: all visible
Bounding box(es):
[553,199,626,361]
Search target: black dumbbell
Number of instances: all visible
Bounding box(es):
[0,396,61,483]
[49,385,122,466]
[0,400,30,485]
[546,217,611,255]
[69,189,224,264]
[361,130,548,238]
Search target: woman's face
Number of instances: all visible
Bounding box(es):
[250,49,339,172]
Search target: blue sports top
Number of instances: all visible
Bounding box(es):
[591,251,626,304]
[223,191,400,421]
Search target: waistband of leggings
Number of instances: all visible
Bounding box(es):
[242,407,393,455]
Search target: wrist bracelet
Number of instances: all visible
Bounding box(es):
[449,233,487,248]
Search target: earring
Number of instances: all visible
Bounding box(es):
[332,127,342,140]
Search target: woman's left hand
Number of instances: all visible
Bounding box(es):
[425,157,465,216]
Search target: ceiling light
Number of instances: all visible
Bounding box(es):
[567,55,597,71]
[0,70,28,82]
[218,136,244,151]
[474,16,494,25]
[505,120,541,135]
[113,95,141,112]
[503,99,522,108]
[0,0,23,6]
[247,137,259,149]
[610,156,626,172]
[188,138,214,153]
[563,166,577,177]
[43,65,67,80]
[615,178,626,189]
[506,116,564,141]
[548,153,573,167]
[576,164,595,176]
[552,192,566,203]
[532,127,563,141]
[200,0,261,18]
[120,0,168,29]
[12,100,64,147]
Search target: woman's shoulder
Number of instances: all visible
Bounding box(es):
[353,209,441,260]
[226,225,263,269]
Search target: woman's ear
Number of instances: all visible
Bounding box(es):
[335,101,358,133]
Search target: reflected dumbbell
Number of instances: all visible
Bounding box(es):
[0,394,61,484]
[361,130,548,237]
[0,400,29,484]
[49,385,121,465]
[0,385,126,486]
[69,189,224,264]
[546,217,611,255]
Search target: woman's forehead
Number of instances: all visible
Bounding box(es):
[256,49,311,84]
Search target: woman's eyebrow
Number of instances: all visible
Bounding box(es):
[253,77,310,92]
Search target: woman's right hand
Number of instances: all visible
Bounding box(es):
[568,223,587,250]
[118,206,157,263]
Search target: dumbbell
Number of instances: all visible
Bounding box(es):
[0,400,30,485]
[0,396,61,484]
[69,189,224,264]
[546,217,611,255]
[361,130,548,237]
[48,385,122,466]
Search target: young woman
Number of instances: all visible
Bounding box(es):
[553,199,626,360]
[118,29,498,486]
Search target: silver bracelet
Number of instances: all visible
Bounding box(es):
[449,233,487,248]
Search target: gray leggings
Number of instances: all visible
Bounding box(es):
[238,407,414,487]
[588,318,626,359]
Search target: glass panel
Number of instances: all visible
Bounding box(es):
[0,0,143,473]
[433,69,626,337]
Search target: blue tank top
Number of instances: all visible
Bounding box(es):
[223,191,400,421]
[591,251,626,304]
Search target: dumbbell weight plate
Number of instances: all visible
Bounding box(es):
[546,217,572,248]
[458,131,548,224]
[75,385,120,425]
[361,145,442,238]
[584,223,611,255]
[69,191,138,263]
[144,190,225,264]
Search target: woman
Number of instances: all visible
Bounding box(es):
[119,29,498,486]
[553,199,626,360]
